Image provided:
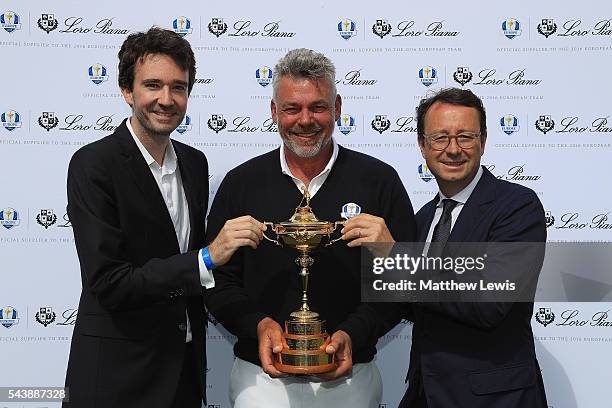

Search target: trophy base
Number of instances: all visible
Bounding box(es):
[275,349,336,374]
[274,317,337,375]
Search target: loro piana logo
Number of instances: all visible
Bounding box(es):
[535,307,555,327]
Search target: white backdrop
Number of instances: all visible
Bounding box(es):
[1,1,611,407]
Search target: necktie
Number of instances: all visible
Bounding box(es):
[429,198,458,256]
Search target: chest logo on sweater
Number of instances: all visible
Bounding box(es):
[341,203,361,220]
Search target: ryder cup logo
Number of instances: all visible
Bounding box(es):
[501,18,522,39]
[535,307,555,327]
[1,110,21,131]
[36,209,57,229]
[176,115,192,134]
[0,306,19,328]
[500,114,520,135]
[35,307,56,327]
[0,11,21,33]
[371,115,390,134]
[419,66,438,87]
[453,67,472,86]
[372,19,391,38]
[0,207,20,229]
[338,19,357,40]
[537,19,557,38]
[38,112,59,131]
[545,211,555,228]
[341,203,361,220]
[208,18,227,37]
[255,66,273,87]
[336,114,356,135]
[418,163,434,182]
[535,115,554,134]
[88,63,109,85]
[207,114,227,133]
[38,14,58,33]
[172,16,193,37]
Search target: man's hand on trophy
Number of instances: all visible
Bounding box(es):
[208,215,267,267]
[319,330,353,381]
[341,213,395,247]
[257,317,287,378]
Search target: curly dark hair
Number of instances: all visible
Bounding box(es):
[118,26,196,94]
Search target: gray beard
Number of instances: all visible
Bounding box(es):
[283,135,330,158]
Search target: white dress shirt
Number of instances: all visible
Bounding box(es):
[424,166,484,253]
[279,138,339,197]
[127,118,214,342]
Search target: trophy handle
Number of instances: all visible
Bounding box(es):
[325,221,346,247]
[262,222,282,246]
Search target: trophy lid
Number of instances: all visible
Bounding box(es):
[279,189,331,227]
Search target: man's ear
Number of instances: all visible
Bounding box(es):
[418,137,427,159]
[334,94,342,121]
[480,133,487,156]
[121,87,134,108]
[270,99,277,123]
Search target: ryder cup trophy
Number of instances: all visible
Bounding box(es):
[263,189,344,374]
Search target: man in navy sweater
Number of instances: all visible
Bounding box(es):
[205,49,416,407]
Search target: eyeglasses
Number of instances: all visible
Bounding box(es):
[424,132,481,151]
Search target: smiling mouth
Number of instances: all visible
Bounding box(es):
[153,112,176,121]
[291,129,322,137]
[442,161,466,167]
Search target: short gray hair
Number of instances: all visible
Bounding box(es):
[272,48,337,102]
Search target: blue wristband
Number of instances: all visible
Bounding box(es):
[202,246,215,270]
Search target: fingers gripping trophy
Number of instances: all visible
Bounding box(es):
[262,188,344,374]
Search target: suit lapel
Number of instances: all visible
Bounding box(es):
[114,120,179,249]
[449,167,497,242]
[416,194,439,242]
[174,141,200,250]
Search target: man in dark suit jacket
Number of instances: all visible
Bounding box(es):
[63,28,264,408]
[399,88,548,408]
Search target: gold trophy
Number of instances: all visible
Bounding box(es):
[263,189,344,374]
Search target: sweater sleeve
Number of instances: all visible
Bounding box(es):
[203,173,268,339]
[336,168,417,352]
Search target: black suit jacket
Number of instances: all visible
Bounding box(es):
[63,120,209,408]
[400,167,548,408]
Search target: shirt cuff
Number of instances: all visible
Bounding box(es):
[198,248,215,289]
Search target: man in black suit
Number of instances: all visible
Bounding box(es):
[399,88,548,408]
[63,27,264,408]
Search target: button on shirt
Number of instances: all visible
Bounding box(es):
[280,139,339,197]
[424,166,483,254]
[127,118,214,342]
